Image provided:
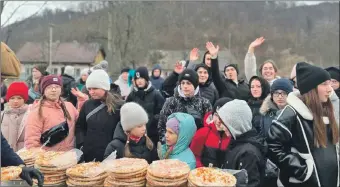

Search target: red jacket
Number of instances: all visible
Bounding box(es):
[190,112,231,168]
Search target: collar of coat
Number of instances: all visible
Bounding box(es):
[259,95,279,115]
[287,90,334,124]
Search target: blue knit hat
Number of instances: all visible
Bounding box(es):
[271,78,293,94]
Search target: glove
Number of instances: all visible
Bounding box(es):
[19,167,44,187]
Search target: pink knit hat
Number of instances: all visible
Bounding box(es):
[166,117,180,135]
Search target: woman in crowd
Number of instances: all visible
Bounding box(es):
[244,37,280,85]
[75,69,124,162]
[190,97,232,168]
[325,66,340,97]
[126,66,165,158]
[76,68,89,93]
[160,112,197,170]
[158,68,212,144]
[25,75,78,151]
[1,82,29,151]
[104,102,156,163]
[248,75,270,133]
[267,62,339,187]
[26,65,48,104]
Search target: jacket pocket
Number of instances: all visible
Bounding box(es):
[289,147,314,183]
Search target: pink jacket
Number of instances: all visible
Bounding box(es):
[24,100,78,151]
[1,105,28,152]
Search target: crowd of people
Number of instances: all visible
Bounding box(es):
[1,37,340,187]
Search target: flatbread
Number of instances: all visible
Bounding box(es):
[1,166,22,181]
[107,179,146,187]
[107,175,145,183]
[147,159,190,179]
[188,167,237,187]
[66,162,104,178]
[109,168,147,179]
[35,151,65,166]
[105,158,148,174]
[146,179,187,187]
[69,173,108,182]
[66,178,104,186]
[146,172,187,182]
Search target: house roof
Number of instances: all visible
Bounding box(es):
[16,41,100,64]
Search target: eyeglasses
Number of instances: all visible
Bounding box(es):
[273,91,288,97]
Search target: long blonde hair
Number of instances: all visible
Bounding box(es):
[103,91,124,114]
[124,133,154,158]
[301,89,339,148]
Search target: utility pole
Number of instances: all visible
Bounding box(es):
[228,33,231,51]
[48,23,54,73]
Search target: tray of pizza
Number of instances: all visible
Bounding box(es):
[146,159,190,187]
[103,157,149,187]
[188,167,237,187]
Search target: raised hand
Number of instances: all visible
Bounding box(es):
[189,48,199,61]
[206,42,219,57]
[249,37,265,49]
[71,88,87,100]
[174,61,185,74]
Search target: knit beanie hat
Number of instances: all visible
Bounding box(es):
[166,117,180,135]
[134,67,150,82]
[121,67,130,74]
[93,60,109,72]
[217,99,252,139]
[120,102,149,132]
[86,69,110,91]
[178,69,199,89]
[224,64,239,74]
[213,97,233,114]
[296,62,331,95]
[271,78,293,94]
[194,63,210,72]
[40,75,63,95]
[81,68,90,76]
[325,67,340,82]
[6,82,29,102]
[33,64,48,75]
[64,65,75,77]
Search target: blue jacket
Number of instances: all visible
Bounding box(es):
[1,133,24,167]
[161,113,197,170]
[150,64,164,90]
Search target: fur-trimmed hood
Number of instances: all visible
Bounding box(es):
[259,95,279,115]
[286,90,339,124]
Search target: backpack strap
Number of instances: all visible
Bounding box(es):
[86,103,106,122]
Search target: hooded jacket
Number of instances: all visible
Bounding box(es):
[259,95,280,137]
[114,75,131,98]
[248,76,271,134]
[24,100,78,152]
[126,82,165,144]
[267,91,339,187]
[158,86,212,144]
[104,122,155,164]
[190,113,231,168]
[150,64,164,90]
[61,74,77,106]
[161,113,197,170]
[1,105,28,151]
[211,56,250,101]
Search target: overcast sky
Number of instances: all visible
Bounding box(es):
[1,1,325,27]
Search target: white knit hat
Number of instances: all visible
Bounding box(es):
[217,99,252,139]
[64,65,75,77]
[81,68,89,76]
[120,102,149,132]
[86,69,110,91]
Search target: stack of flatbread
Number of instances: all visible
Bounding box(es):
[66,162,107,186]
[34,151,73,186]
[1,166,22,181]
[104,158,149,187]
[146,159,190,187]
[187,167,237,187]
[16,148,44,167]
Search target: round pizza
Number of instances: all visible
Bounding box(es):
[147,159,190,179]
[16,148,44,161]
[105,158,148,174]
[1,166,22,181]
[35,151,65,166]
[188,167,237,187]
[66,162,105,178]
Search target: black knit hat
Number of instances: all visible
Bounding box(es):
[134,67,149,81]
[296,62,331,94]
[271,78,293,94]
[213,97,233,113]
[178,69,199,89]
[224,64,239,74]
[195,63,210,72]
[325,67,340,82]
[121,67,130,74]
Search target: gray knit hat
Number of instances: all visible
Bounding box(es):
[86,69,110,91]
[120,102,149,132]
[217,99,252,139]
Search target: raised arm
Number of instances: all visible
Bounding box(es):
[244,37,265,82]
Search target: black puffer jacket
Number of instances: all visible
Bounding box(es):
[61,74,77,106]
[75,99,122,162]
[267,91,340,187]
[158,87,212,144]
[126,82,165,144]
[199,81,219,106]
[259,95,280,137]
[222,129,267,187]
[211,57,249,101]
[104,123,155,164]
